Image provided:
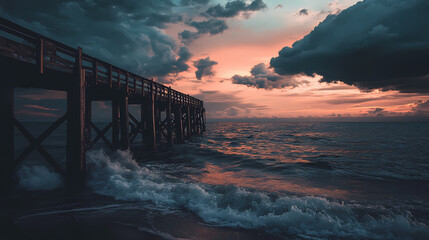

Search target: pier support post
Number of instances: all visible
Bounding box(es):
[112,99,120,148]
[202,110,206,132]
[66,47,86,190]
[174,105,184,143]
[156,105,161,144]
[141,103,146,144]
[186,105,191,138]
[85,98,92,143]
[196,108,201,134]
[167,88,173,144]
[120,96,130,150]
[192,107,197,135]
[0,87,14,193]
[145,93,156,151]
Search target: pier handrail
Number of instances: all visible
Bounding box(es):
[0,17,203,107]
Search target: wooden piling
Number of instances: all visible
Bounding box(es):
[156,105,161,144]
[174,105,184,143]
[112,99,120,148]
[167,87,173,144]
[145,93,157,151]
[186,105,191,138]
[120,96,130,150]
[0,87,14,193]
[66,47,86,189]
[192,107,197,134]
[202,110,206,132]
[141,103,146,144]
[85,99,92,142]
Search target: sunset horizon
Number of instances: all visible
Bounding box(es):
[1,1,428,239]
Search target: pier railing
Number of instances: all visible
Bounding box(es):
[0,17,203,107]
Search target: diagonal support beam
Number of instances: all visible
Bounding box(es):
[88,121,114,149]
[14,116,66,178]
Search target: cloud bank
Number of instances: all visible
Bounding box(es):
[205,0,266,18]
[270,0,429,93]
[232,63,302,89]
[179,0,266,44]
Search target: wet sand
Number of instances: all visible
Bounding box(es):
[0,190,283,240]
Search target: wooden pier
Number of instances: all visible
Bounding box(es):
[0,18,206,191]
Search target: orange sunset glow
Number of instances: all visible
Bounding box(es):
[5,0,428,121]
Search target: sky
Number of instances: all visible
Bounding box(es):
[1,0,429,121]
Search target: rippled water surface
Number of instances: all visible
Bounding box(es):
[10,122,429,239]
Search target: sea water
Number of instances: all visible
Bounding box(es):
[11,122,429,239]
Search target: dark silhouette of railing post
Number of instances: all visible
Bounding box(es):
[66,47,86,190]
[0,87,14,193]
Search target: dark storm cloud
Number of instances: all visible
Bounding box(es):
[189,19,228,35]
[270,0,429,93]
[179,1,266,44]
[181,0,211,6]
[205,0,266,18]
[232,63,302,89]
[0,0,208,80]
[298,9,309,16]
[193,57,218,80]
[179,19,228,43]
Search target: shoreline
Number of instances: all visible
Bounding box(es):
[0,190,283,240]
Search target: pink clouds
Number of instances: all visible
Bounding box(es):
[23,105,59,111]
[19,90,66,100]
[15,110,59,118]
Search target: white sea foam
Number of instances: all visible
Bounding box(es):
[17,165,63,190]
[86,149,429,239]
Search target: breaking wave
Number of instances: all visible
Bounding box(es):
[86,149,429,239]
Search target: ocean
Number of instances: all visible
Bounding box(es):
[2,122,429,239]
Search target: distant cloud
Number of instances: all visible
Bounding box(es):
[232,63,302,89]
[15,110,59,118]
[180,19,228,43]
[225,106,241,116]
[194,90,268,118]
[205,0,266,18]
[298,9,309,16]
[193,57,218,80]
[18,90,66,100]
[275,4,283,9]
[270,0,429,93]
[411,100,429,116]
[23,105,59,111]
[367,108,386,117]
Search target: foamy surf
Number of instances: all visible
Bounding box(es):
[83,149,429,239]
[17,165,63,190]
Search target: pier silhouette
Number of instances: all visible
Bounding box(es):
[0,17,206,191]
